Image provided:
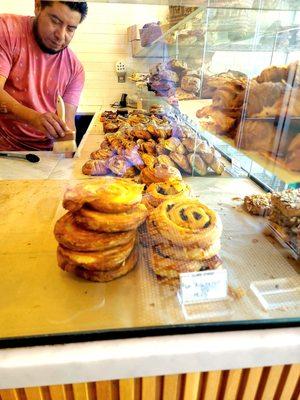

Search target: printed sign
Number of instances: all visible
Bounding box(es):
[179,269,228,305]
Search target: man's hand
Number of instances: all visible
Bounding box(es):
[29,111,69,139]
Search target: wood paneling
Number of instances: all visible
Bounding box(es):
[1,364,299,400]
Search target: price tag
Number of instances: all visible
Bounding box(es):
[178,269,228,305]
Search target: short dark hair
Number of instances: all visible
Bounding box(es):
[40,1,88,22]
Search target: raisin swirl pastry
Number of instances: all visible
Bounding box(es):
[54,212,136,252]
[152,251,222,280]
[63,177,144,213]
[145,181,190,208]
[149,198,222,247]
[156,239,221,262]
[57,234,136,272]
[74,203,148,233]
[140,165,182,186]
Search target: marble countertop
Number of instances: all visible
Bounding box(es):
[0,328,299,389]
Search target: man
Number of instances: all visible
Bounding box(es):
[0,1,87,151]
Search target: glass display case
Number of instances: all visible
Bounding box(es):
[0,0,299,349]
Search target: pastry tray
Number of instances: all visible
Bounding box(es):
[266,222,300,261]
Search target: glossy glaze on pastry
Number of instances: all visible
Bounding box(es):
[54,212,136,251]
[75,204,148,233]
[57,234,136,271]
[149,198,222,247]
[59,244,138,282]
[63,177,144,213]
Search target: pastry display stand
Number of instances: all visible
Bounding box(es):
[0,106,299,400]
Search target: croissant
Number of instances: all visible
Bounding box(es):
[246,81,286,116]
[156,154,177,168]
[187,153,207,176]
[212,79,246,110]
[108,156,131,177]
[235,121,276,153]
[256,65,289,83]
[161,137,186,154]
[285,133,300,171]
[90,148,114,160]
[82,159,109,176]
[169,152,192,174]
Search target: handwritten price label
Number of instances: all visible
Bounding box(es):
[179,269,228,305]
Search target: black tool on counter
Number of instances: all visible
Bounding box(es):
[117,108,128,117]
[119,93,127,107]
[0,153,40,163]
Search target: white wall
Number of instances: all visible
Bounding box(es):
[0,1,168,112]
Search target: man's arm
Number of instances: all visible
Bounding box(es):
[0,75,68,139]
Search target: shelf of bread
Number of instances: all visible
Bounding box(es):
[178,60,300,185]
[180,98,300,184]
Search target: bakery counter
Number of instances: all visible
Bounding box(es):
[0,107,299,397]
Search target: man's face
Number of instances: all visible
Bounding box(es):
[34,2,81,54]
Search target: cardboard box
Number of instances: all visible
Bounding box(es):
[130,40,142,56]
[127,25,140,42]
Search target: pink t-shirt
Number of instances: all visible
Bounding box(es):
[0,14,85,150]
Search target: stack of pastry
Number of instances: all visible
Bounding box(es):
[54,178,147,282]
[147,198,223,285]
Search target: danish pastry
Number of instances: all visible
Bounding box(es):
[59,243,138,282]
[149,198,222,247]
[57,234,136,272]
[63,178,144,213]
[145,180,190,208]
[151,251,222,281]
[156,239,221,261]
[140,165,182,186]
[141,153,156,169]
[54,212,136,252]
[74,203,148,233]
